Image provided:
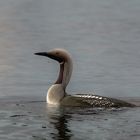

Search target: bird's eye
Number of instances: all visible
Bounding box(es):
[56,52,60,55]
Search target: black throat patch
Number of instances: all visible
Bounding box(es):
[55,63,64,84]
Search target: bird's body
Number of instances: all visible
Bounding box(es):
[35,48,135,108]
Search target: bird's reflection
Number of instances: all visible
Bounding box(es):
[46,104,73,140]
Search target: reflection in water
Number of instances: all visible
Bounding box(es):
[46,104,73,140]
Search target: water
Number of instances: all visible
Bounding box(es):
[0,0,140,139]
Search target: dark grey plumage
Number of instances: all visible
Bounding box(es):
[61,94,135,107]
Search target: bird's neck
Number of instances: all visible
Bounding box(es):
[55,63,64,85]
[47,58,73,104]
[55,59,73,90]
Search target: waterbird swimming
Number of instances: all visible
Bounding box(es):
[35,48,135,108]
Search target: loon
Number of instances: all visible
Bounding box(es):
[35,48,135,108]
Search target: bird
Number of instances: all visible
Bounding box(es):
[35,48,135,108]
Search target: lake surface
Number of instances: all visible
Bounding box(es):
[0,0,140,140]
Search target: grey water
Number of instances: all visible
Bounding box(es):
[0,0,140,139]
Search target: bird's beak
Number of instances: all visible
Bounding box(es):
[34,52,64,63]
[34,52,49,56]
